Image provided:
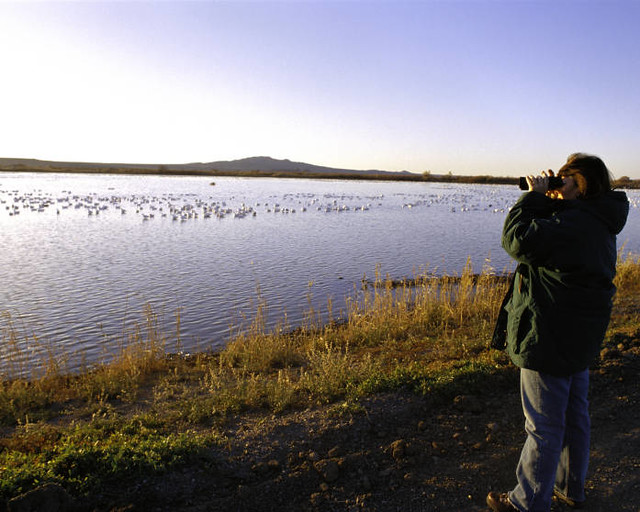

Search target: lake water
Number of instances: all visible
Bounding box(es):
[1,172,639,374]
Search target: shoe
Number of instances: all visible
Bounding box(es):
[553,489,586,509]
[486,492,518,511]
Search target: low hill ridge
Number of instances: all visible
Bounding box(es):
[0,156,410,177]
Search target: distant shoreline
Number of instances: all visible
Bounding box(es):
[2,160,639,188]
[0,164,519,185]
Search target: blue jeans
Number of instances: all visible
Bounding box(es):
[508,368,590,512]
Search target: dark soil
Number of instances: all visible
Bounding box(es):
[74,337,639,512]
[5,337,638,512]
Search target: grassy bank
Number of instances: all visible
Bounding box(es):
[2,255,640,505]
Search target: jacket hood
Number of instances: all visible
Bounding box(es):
[575,190,629,235]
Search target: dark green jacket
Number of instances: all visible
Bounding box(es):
[498,190,629,376]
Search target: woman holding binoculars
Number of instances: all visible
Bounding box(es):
[487,153,629,512]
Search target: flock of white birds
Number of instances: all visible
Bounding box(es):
[0,186,520,222]
[1,184,637,223]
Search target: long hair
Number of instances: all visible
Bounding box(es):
[557,153,613,199]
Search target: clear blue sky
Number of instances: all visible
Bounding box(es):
[1,0,639,177]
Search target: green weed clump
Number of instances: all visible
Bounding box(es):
[0,415,221,499]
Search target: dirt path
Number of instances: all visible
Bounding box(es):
[82,338,639,512]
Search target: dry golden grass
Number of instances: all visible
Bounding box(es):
[1,253,637,426]
[615,250,640,295]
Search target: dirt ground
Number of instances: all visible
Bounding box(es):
[65,332,638,512]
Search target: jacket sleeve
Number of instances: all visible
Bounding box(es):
[502,192,563,266]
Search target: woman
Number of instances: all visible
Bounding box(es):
[486,153,629,512]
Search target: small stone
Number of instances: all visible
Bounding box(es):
[328,446,341,458]
[309,492,322,505]
[390,439,406,460]
[600,347,619,359]
[314,459,340,482]
[251,461,269,475]
[379,467,394,477]
[453,395,484,413]
[267,459,280,471]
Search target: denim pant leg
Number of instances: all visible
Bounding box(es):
[509,369,571,512]
[554,369,590,503]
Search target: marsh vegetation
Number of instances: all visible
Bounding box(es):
[2,253,640,509]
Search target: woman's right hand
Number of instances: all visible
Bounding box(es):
[526,171,551,195]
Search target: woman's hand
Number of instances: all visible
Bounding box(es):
[526,170,552,195]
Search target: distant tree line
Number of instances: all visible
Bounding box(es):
[421,171,640,189]
[613,176,640,189]
[421,171,518,186]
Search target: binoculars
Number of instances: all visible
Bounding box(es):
[518,176,563,190]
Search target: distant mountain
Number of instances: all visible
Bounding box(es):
[0,156,415,178]
[187,156,395,175]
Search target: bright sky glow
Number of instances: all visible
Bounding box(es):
[1,0,639,177]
